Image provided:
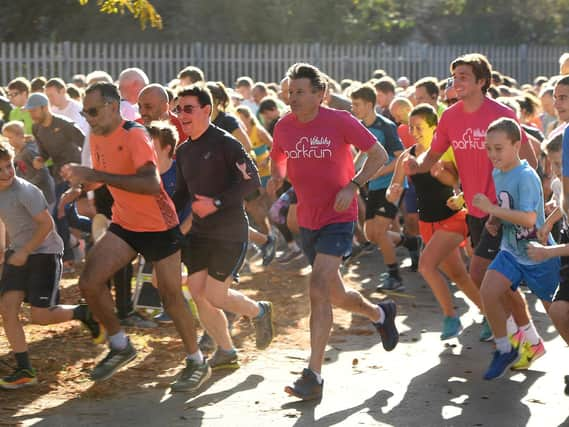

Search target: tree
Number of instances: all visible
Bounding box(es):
[78,0,162,29]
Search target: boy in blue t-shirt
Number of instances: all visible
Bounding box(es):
[472,117,560,380]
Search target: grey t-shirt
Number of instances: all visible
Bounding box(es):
[14,141,56,205]
[33,114,84,184]
[0,177,63,254]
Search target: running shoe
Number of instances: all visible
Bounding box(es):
[277,247,303,264]
[209,349,239,371]
[120,312,157,329]
[254,301,274,350]
[260,235,276,266]
[90,340,137,382]
[0,368,37,390]
[171,358,211,393]
[153,310,173,324]
[483,348,519,380]
[440,316,463,340]
[511,339,545,370]
[198,332,216,353]
[285,368,323,401]
[377,275,404,292]
[75,304,106,344]
[374,301,399,351]
[479,317,494,342]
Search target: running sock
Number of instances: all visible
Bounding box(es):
[255,302,266,319]
[375,306,386,325]
[109,330,128,351]
[520,322,540,345]
[14,352,32,370]
[187,350,204,365]
[506,315,518,336]
[310,369,323,384]
[495,336,513,354]
[387,263,400,278]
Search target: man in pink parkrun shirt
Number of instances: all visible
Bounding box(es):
[268,63,398,401]
[405,53,539,342]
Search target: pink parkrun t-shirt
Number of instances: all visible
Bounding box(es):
[271,106,376,230]
[431,97,528,218]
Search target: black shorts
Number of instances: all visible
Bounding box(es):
[466,214,502,260]
[555,227,569,302]
[109,223,182,262]
[365,188,399,220]
[0,252,62,308]
[181,234,247,282]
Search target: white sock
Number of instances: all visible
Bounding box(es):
[187,350,204,365]
[376,306,385,324]
[288,241,300,251]
[310,369,323,384]
[495,336,512,354]
[506,315,518,336]
[520,323,540,346]
[109,330,128,350]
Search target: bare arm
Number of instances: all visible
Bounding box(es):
[472,193,537,229]
[406,147,443,175]
[232,127,253,152]
[61,162,161,195]
[352,142,388,187]
[369,150,402,180]
[8,210,53,266]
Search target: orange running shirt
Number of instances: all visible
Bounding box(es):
[90,121,178,232]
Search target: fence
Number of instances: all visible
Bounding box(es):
[0,42,566,86]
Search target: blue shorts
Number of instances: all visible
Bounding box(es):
[404,182,418,214]
[488,250,560,302]
[300,222,355,266]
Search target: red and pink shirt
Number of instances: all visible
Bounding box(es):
[272,106,376,230]
[431,97,528,218]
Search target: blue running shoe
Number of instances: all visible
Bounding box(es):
[374,301,399,351]
[441,316,463,340]
[483,348,519,380]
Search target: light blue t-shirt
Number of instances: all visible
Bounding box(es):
[365,115,404,190]
[493,160,549,265]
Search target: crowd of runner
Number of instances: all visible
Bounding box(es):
[1,51,569,401]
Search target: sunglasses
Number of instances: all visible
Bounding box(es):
[174,104,203,114]
[80,102,110,118]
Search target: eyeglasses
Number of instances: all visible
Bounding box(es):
[80,102,110,118]
[7,92,21,98]
[174,104,203,114]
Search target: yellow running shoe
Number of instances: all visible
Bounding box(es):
[512,339,545,370]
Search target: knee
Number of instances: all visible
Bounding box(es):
[159,288,185,311]
[418,256,435,277]
[309,277,329,304]
[0,300,16,320]
[480,280,501,304]
[328,287,347,306]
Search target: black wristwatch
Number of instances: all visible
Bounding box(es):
[213,198,223,208]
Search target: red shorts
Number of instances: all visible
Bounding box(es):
[419,209,468,245]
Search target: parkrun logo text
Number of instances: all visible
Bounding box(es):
[451,128,486,150]
[284,136,333,159]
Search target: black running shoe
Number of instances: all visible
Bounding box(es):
[171,359,211,392]
[90,340,137,382]
[285,368,323,401]
[261,235,277,266]
[75,304,106,344]
[198,332,216,353]
[374,301,399,351]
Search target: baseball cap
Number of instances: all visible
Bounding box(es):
[24,93,49,110]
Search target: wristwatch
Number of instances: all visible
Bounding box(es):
[213,198,222,208]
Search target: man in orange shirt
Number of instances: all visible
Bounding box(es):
[61,83,210,392]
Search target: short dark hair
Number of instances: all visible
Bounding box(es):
[372,69,387,80]
[374,77,396,94]
[487,117,521,143]
[415,77,439,99]
[287,63,327,93]
[177,84,212,107]
[8,77,31,95]
[544,134,562,154]
[31,76,47,92]
[258,97,279,113]
[85,82,121,104]
[46,78,67,91]
[0,141,14,162]
[147,121,178,159]
[350,84,376,105]
[410,104,438,127]
[66,84,82,101]
[534,76,548,87]
[177,66,205,83]
[516,93,540,117]
[451,53,492,94]
[555,75,569,89]
[235,76,254,88]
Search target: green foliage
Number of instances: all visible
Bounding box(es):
[78,0,162,29]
